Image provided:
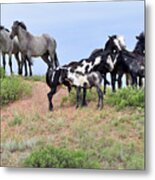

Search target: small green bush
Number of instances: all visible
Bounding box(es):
[105,87,144,110]
[0,67,5,79]
[1,75,32,105]
[24,145,100,168]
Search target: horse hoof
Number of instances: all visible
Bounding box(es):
[76,105,79,109]
[49,106,53,111]
[81,102,88,107]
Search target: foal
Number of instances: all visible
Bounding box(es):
[60,68,104,109]
[46,66,103,111]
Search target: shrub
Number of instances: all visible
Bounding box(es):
[1,75,32,105]
[24,145,100,168]
[0,67,5,79]
[105,87,144,110]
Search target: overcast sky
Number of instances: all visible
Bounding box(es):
[1,0,144,75]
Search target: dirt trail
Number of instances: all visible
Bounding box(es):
[1,81,68,120]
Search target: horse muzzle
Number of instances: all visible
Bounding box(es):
[9,34,14,39]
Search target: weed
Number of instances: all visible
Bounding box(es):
[8,112,23,127]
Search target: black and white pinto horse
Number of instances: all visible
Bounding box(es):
[46,53,115,111]
[110,32,145,92]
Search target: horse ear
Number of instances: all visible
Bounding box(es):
[136,36,139,40]
[108,35,112,39]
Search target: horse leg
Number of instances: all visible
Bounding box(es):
[53,52,59,68]
[2,53,6,71]
[41,54,51,66]
[24,60,28,76]
[47,86,57,111]
[19,54,25,75]
[118,73,123,89]
[139,76,143,87]
[14,53,21,74]
[126,73,130,86]
[76,86,81,109]
[27,58,33,76]
[81,88,87,106]
[103,73,107,95]
[131,73,137,88]
[111,72,116,92]
[96,85,103,110]
[63,81,72,93]
[8,53,13,74]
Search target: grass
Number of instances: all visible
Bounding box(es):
[1,104,144,169]
[61,88,98,106]
[24,75,45,82]
[0,74,32,105]
[105,87,144,110]
[61,87,144,111]
[24,145,100,168]
[1,75,144,169]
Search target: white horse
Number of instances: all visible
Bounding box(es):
[10,21,59,76]
[0,26,21,74]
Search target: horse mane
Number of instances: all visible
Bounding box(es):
[14,21,27,31]
[0,25,10,32]
[18,22,27,31]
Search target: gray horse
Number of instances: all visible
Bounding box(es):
[10,21,59,76]
[0,25,20,74]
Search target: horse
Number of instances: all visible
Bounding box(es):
[59,68,104,110]
[114,49,145,89]
[46,53,114,111]
[10,21,59,76]
[112,32,145,91]
[88,35,126,94]
[0,25,20,74]
[132,32,145,87]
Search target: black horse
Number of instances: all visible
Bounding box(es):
[89,35,126,94]
[110,32,145,92]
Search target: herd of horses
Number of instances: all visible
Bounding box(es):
[0,21,145,111]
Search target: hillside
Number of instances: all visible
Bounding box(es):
[1,79,144,169]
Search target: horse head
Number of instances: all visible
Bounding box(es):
[10,21,27,39]
[134,32,145,55]
[105,35,126,54]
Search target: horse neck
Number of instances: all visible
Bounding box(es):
[17,26,30,44]
[133,41,144,55]
[0,30,10,43]
[0,30,13,50]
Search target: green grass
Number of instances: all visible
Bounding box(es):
[8,112,23,127]
[105,87,144,110]
[0,66,6,78]
[24,145,100,168]
[1,73,144,169]
[61,86,144,110]
[0,75,32,105]
[24,75,45,82]
[61,88,98,106]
